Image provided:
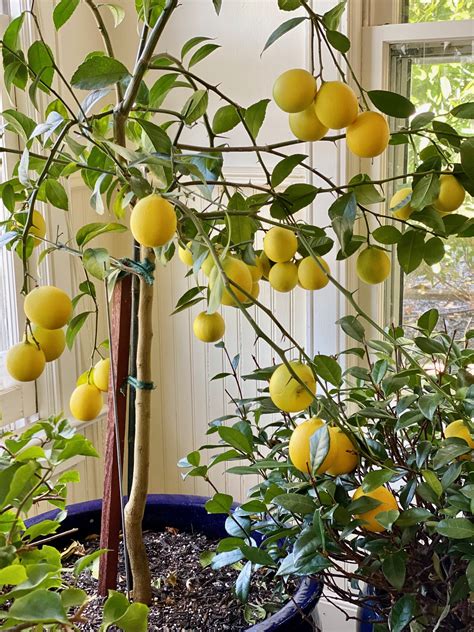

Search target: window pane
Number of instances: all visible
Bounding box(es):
[403,0,473,22]
[388,40,474,335]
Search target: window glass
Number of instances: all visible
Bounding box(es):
[388,40,473,334]
[403,0,473,22]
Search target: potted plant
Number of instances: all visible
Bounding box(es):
[0,0,472,629]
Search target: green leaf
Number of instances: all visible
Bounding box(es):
[149,73,180,108]
[382,552,406,590]
[336,315,365,342]
[228,215,257,246]
[411,173,440,210]
[5,461,36,506]
[372,225,402,245]
[102,590,129,627]
[218,426,252,454]
[460,138,474,182]
[328,192,356,255]
[423,236,444,266]
[83,247,110,280]
[362,469,394,493]
[396,507,433,527]
[3,13,25,50]
[205,493,233,514]
[322,1,347,30]
[74,548,106,576]
[312,355,341,386]
[189,43,220,68]
[435,518,474,540]
[27,41,54,91]
[212,0,222,15]
[9,590,68,624]
[0,564,27,586]
[235,561,252,602]
[417,308,438,334]
[76,222,127,248]
[397,230,425,274]
[2,109,36,141]
[450,102,474,119]
[135,119,172,155]
[71,56,130,90]
[244,99,270,139]
[271,154,306,188]
[310,425,330,474]
[66,312,91,350]
[418,393,442,421]
[326,30,350,53]
[262,17,307,53]
[212,105,241,135]
[61,587,87,610]
[422,470,442,498]
[114,602,149,632]
[389,594,415,632]
[182,90,208,124]
[103,4,126,27]
[414,336,445,354]
[53,0,80,29]
[23,519,60,541]
[368,90,415,118]
[278,0,302,9]
[410,111,435,130]
[273,493,315,516]
[181,36,212,59]
[432,120,461,149]
[45,179,69,211]
[349,174,384,205]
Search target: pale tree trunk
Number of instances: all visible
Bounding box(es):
[124,247,155,604]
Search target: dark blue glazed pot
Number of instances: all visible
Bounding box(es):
[356,587,385,632]
[27,494,322,632]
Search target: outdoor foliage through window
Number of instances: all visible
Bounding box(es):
[404,0,473,22]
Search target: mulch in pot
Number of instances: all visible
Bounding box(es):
[73,527,301,631]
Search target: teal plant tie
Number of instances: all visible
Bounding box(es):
[120,257,155,285]
[125,376,155,391]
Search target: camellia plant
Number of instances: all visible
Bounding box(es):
[0,0,472,628]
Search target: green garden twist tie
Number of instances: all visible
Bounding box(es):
[120,257,155,285]
[125,376,155,391]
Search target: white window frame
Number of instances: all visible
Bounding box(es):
[347,4,473,335]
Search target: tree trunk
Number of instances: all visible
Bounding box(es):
[124,247,155,604]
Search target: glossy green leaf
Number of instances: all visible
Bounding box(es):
[212,105,241,135]
[71,56,130,90]
[262,17,307,53]
[368,90,416,118]
[53,0,80,29]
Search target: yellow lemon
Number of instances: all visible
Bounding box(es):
[178,242,193,266]
[27,326,65,362]
[289,418,333,474]
[269,361,316,413]
[70,384,103,421]
[445,420,474,459]
[93,358,110,392]
[346,111,390,158]
[257,253,272,279]
[130,194,177,247]
[247,260,263,282]
[24,286,73,330]
[298,256,330,290]
[29,210,46,246]
[263,227,298,263]
[390,187,413,220]
[273,69,317,114]
[209,256,253,307]
[250,282,260,301]
[326,429,358,476]
[201,245,223,277]
[269,261,298,293]
[433,175,465,214]
[6,342,46,382]
[314,81,358,129]
[193,311,225,342]
[289,105,328,141]
[356,247,391,285]
[353,486,398,533]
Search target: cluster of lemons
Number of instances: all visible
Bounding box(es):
[268,360,473,532]
[273,69,390,158]
[390,174,466,219]
[69,357,110,422]
[6,286,72,383]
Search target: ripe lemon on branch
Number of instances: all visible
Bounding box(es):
[130,194,177,247]
[263,226,297,263]
[445,420,474,459]
[314,81,358,129]
[298,256,330,290]
[25,326,65,362]
[93,358,110,392]
[193,312,225,343]
[24,286,73,330]
[269,361,315,412]
[273,68,316,113]
[269,261,298,293]
[70,383,103,421]
[356,247,391,285]
[346,111,390,158]
[289,105,327,142]
[209,256,253,307]
[178,242,194,266]
[390,187,413,220]
[434,174,465,214]
[353,485,398,533]
[6,341,46,382]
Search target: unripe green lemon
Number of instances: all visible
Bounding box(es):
[273,69,317,113]
[209,256,253,307]
[27,326,65,362]
[24,286,73,330]
[390,187,413,220]
[193,312,225,343]
[346,111,390,158]
[269,361,316,413]
[263,227,297,263]
[314,81,358,129]
[93,358,110,392]
[6,342,46,382]
[356,247,391,285]
[29,211,46,247]
[434,174,465,214]
[298,256,330,290]
[70,384,103,421]
[130,194,177,247]
[289,105,328,141]
[353,486,398,533]
[178,242,193,266]
[269,261,298,292]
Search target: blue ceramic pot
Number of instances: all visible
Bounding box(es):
[27,494,322,632]
[356,587,385,632]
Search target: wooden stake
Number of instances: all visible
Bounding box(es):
[98,274,132,596]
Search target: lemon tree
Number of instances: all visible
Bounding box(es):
[0,0,472,628]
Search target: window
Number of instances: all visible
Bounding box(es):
[359,12,473,335]
[403,0,473,23]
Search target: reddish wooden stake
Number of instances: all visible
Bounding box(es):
[98,274,132,596]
